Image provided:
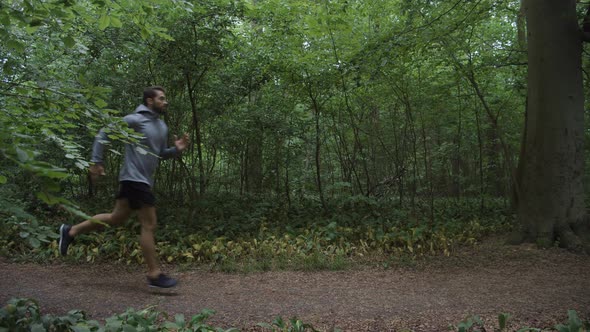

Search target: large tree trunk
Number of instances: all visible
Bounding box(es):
[515,0,588,250]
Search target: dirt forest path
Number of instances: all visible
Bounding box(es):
[1,238,589,332]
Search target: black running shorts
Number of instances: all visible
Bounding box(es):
[116,181,156,210]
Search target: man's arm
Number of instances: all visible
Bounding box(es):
[160,133,190,159]
[90,129,109,165]
[89,129,110,182]
[89,114,141,181]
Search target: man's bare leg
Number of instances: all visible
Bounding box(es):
[69,199,132,237]
[59,199,132,256]
[137,205,177,288]
[137,205,161,278]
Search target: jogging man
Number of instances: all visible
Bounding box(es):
[59,86,189,288]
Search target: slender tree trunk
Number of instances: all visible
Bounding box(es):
[451,86,463,199]
[474,104,485,212]
[240,147,246,195]
[185,73,206,197]
[285,141,291,208]
[514,0,588,250]
[407,105,419,211]
[309,89,327,211]
[420,115,435,225]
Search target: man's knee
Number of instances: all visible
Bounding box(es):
[110,212,129,225]
[141,219,157,233]
[138,207,157,231]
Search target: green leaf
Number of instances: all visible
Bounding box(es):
[554,325,569,332]
[163,322,182,329]
[567,310,582,331]
[121,326,137,332]
[140,27,149,39]
[7,39,25,52]
[0,11,10,25]
[37,192,61,205]
[0,175,6,184]
[30,324,45,332]
[94,99,108,108]
[44,169,69,179]
[2,60,14,75]
[499,313,510,330]
[24,25,41,34]
[110,16,123,28]
[63,35,77,48]
[75,161,88,169]
[98,14,110,30]
[61,204,100,223]
[16,147,30,162]
[175,313,186,326]
[256,323,273,329]
[28,237,41,248]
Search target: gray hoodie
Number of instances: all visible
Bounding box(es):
[91,104,179,187]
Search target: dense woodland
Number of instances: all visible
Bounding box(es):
[0,0,589,267]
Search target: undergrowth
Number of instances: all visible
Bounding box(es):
[1,298,588,332]
[0,193,513,271]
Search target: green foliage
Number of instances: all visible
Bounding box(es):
[451,311,590,332]
[0,0,532,249]
[454,315,483,332]
[0,193,58,256]
[0,298,89,332]
[2,298,588,332]
[555,310,590,332]
[257,316,320,332]
[1,194,511,272]
[0,298,306,332]
[498,313,511,331]
[0,0,192,220]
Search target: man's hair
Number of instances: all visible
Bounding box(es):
[143,86,166,105]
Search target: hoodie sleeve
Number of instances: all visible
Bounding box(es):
[90,129,109,164]
[123,113,142,129]
[159,122,180,159]
[91,114,141,163]
[160,146,180,159]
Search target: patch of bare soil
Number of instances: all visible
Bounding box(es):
[1,237,589,331]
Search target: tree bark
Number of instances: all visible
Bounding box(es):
[515,0,588,250]
[185,72,206,197]
[309,88,327,211]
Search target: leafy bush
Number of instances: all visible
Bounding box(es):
[1,195,513,270]
[0,195,58,258]
[0,298,319,332]
[451,311,590,332]
[257,316,322,332]
[1,298,588,332]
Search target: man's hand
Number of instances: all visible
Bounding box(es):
[89,164,106,183]
[174,133,190,152]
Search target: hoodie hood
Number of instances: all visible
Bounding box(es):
[134,104,161,118]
